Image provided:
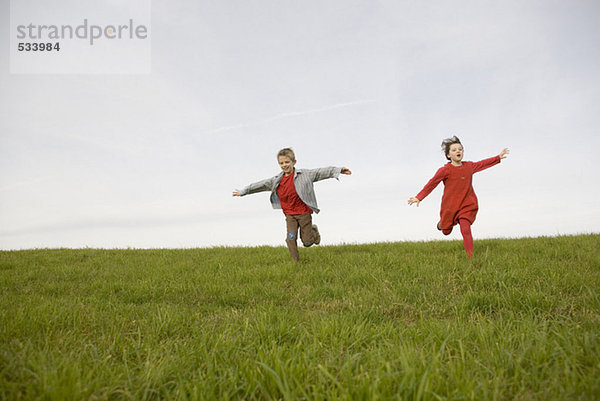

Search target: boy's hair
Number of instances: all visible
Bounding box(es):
[277,148,296,161]
[441,136,462,160]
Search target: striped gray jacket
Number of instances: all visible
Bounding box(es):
[239,167,343,214]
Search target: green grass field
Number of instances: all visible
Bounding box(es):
[1,234,599,400]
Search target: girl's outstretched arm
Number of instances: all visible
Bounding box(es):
[408,197,421,206]
[410,166,447,205]
[472,148,509,173]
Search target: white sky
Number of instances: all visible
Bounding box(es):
[1,0,599,250]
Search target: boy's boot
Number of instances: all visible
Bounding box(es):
[312,224,321,245]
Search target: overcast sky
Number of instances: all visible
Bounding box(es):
[1,0,599,250]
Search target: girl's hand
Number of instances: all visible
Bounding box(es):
[499,148,509,159]
[232,190,241,197]
[408,197,421,206]
[341,168,352,175]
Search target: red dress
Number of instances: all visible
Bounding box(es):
[416,156,500,230]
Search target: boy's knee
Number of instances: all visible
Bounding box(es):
[287,231,297,241]
[302,241,314,247]
[442,228,452,235]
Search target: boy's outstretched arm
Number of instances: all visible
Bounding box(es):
[309,166,351,182]
[233,176,279,197]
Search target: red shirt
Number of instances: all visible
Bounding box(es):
[277,172,313,215]
[416,156,500,229]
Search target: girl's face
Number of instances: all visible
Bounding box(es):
[278,155,296,176]
[447,143,464,164]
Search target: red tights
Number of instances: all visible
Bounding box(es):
[442,219,474,258]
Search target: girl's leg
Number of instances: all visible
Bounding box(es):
[439,223,452,236]
[458,219,474,258]
[438,221,453,236]
[285,215,300,261]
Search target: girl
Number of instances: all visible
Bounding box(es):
[408,136,509,257]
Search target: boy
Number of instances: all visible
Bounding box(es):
[233,148,351,261]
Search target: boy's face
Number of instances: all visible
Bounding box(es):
[278,155,296,176]
[447,143,464,163]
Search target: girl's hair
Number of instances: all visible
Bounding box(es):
[277,147,296,161]
[441,136,462,160]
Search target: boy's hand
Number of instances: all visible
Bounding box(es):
[499,148,509,159]
[341,168,352,175]
[232,190,241,197]
[408,197,421,206]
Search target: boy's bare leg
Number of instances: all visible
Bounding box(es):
[285,215,300,261]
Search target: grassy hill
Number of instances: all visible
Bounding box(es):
[1,235,599,400]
